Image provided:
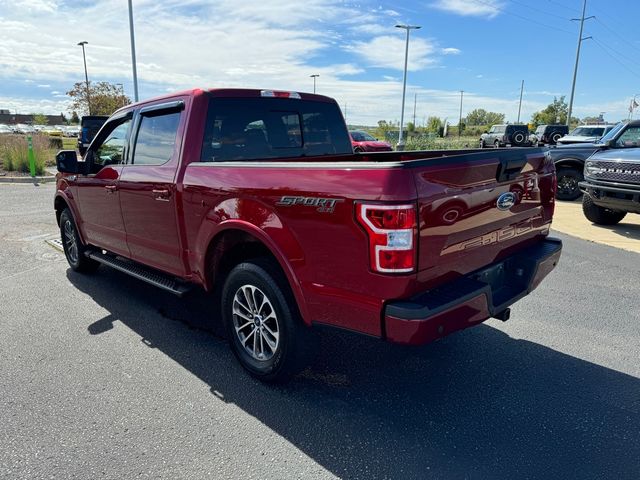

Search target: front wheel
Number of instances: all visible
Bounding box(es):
[582,194,627,225]
[221,258,315,382]
[556,166,584,201]
[59,208,100,273]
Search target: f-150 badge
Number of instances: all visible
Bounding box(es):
[276,196,344,213]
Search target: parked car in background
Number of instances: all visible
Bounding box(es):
[77,115,108,156]
[580,147,640,225]
[65,125,80,137]
[42,125,62,136]
[531,124,568,146]
[0,124,13,134]
[556,124,616,145]
[480,124,530,148]
[547,121,640,200]
[33,125,46,132]
[349,130,393,152]
[14,124,35,134]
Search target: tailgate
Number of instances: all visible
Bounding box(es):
[410,148,556,286]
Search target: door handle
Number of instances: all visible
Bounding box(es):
[105,185,117,194]
[152,189,171,201]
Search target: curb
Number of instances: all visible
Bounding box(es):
[0,175,56,184]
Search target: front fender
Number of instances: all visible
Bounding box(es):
[54,183,87,244]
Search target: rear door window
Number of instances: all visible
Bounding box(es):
[200,97,351,162]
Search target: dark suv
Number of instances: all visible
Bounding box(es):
[480,124,529,148]
[580,148,640,225]
[532,124,568,145]
[77,115,108,156]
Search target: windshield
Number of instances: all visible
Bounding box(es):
[570,127,605,137]
[598,123,624,143]
[350,131,376,142]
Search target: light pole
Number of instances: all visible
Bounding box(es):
[458,90,464,137]
[128,0,139,102]
[395,24,421,150]
[310,74,319,94]
[628,94,640,120]
[517,79,524,123]
[77,41,91,115]
[567,0,594,127]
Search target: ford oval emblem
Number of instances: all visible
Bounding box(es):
[496,192,516,211]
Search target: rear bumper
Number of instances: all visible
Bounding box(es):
[384,238,562,345]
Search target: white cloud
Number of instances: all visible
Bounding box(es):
[442,47,461,55]
[37,84,50,88]
[344,35,437,71]
[431,0,504,18]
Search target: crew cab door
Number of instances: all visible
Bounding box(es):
[75,114,132,257]
[117,100,187,276]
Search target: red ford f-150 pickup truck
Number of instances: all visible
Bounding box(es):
[54,88,562,382]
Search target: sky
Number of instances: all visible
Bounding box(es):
[1,0,640,126]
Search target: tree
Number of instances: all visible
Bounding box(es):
[464,108,505,126]
[67,81,131,116]
[531,96,568,126]
[70,111,80,124]
[31,113,48,125]
[406,122,415,134]
[426,116,443,135]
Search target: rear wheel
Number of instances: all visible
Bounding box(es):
[494,140,500,148]
[582,194,627,225]
[221,258,315,382]
[551,132,562,144]
[59,208,100,273]
[479,139,486,149]
[556,166,584,201]
[354,147,364,153]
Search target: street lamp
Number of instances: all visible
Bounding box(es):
[77,41,91,115]
[310,74,319,94]
[395,24,421,150]
[128,0,139,102]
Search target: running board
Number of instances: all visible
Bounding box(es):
[85,250,192,297]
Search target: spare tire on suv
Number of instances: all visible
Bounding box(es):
[507,125,529,146]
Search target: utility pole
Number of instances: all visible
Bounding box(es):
[128,0,139,102]
[517,79,524,123]
[567,0,594,127]
[458,90,464,137]
[413,93,417,127]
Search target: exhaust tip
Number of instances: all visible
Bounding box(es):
[493,308,511,322]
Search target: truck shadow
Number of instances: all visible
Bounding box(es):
[68,268,640,480]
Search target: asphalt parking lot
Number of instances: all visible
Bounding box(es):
[1,183,639,479]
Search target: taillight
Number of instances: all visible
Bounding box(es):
[356,204,417,274]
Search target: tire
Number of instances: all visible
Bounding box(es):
[494,140,500,149]
[582,194,627,225]
[555,166,584,201]
[479,139,486,149]
[221,257,315,382]
[551,133,562,144]
[512,131,526,146]
[59,208,100,273]
[354,147,364,153]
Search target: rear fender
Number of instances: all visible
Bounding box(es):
[193,197,309,323]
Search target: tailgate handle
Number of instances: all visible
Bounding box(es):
[496,155,528,183]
